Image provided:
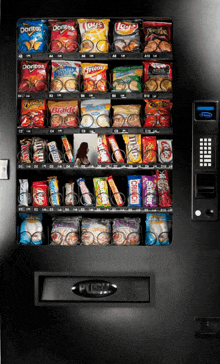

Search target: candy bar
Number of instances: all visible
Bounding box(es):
[142,136,157,164]
[20,138,31,163]
[157,139,173,163]
[65,182,77,206]
[32,137,47,163]
[127,175,142,207]
[156,170,172,207]
[142,175,157,207]
[93,177,111,207]
[107,176,124,206]
[47,176,60,206]
[19,179,29,206]
[123,134,142,164]
[77,178,93,206]
[61,135,74,162]
[48,141,63,163]
[108,135,125,163]
[97,135,111,163]
[32,181,48,206]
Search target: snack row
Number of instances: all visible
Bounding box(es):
[19,99,172,129]
[18,135,173,165]
[17,19,172,54]
[18,213,172,246]
[18,171,172,208]
[18,60,173,93]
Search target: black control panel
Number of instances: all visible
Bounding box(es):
[192,101,219,220]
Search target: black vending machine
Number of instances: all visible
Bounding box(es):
[1,0,220,363]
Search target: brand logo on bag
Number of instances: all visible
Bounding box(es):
[20,23,41,36]
[72,280,117,298]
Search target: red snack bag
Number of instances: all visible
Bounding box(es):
[156,170,172,207]
[81,63,108,92]
[108,135,125,163]
[49,20,78,53]
[97,135,111,163]
[143,61,172,92]
[18,61,49,93]
[142,136,157,163]
[144,99,172,128]
[143,21,172,53]
[32,181,48,206]
[20,99,47,128]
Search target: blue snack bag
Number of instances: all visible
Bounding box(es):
[19,213,43,245]
[127,175,142,207]
[145,213,170,245]
[17,19,48,53]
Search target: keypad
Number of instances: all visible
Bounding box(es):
[199,137,212,167]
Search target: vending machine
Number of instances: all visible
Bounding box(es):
[1,0,220,363]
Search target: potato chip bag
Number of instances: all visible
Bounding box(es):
[143,61,172,92]
[112,66,143,93]
[113,20,141,52]
[112,104,142,127]
[51,61,81,92]
[78,19,110,53]
[123,134,142,163]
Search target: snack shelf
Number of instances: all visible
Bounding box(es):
[17,127,173,136]
[16,18,174,247]
[17,206,173,213]
[17,51,173,61]
[17,162,173,170]
[17,91,173,100]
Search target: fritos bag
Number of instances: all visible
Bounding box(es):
[81,63,108,92]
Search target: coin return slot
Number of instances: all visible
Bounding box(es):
[195,173,216,199]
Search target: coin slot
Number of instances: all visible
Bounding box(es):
[195,173,216,199]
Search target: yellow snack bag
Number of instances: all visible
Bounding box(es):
[123,134,142,164]
[78,19,110,53]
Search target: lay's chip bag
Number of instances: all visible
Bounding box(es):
[78,19,110,53]
[17,19,49,53]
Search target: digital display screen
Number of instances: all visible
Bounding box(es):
[196,106,215,111]
[195,102,217,121]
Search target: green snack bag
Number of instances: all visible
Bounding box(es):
[112,65,143,92]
